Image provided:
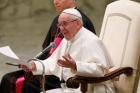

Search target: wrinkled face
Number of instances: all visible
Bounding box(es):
[58,13,79,40]
[53,0,73,13]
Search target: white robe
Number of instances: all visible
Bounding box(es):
[33,27,116,93]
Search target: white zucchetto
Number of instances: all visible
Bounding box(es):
[62,8,82,19]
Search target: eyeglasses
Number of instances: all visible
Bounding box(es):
[57,19,78,28]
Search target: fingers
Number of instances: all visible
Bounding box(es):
[57,54,76,69]
[62,56,69,62]
[62,53,73,62]
[68,54,72,60]
[20,65,31,72]
[30,62,36,71]
[57,59,66,67]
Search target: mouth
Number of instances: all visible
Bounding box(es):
[62,31,68,37]
[55,5,61,8]
[63,32,67,35]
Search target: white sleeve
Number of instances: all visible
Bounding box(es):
[76,60,105,77]
[32,57,62,78]
[75,40,108,77]
[32,59,52,75]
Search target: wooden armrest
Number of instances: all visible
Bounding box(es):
[66,67,133,88]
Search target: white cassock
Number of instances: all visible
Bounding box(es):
[33,27,116,93]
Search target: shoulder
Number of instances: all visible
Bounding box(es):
[82,27,97,38]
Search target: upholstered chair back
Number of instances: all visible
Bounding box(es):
[99,0,140,93]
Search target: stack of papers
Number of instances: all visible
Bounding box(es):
[0,46,31,68]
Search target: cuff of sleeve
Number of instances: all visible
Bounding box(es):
[32,61,43,75]
[75,61,82,75]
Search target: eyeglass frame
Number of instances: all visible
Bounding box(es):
[57,19,78,28]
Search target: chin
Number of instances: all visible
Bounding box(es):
[65,37,70,40]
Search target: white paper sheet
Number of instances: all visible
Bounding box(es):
[0,46,31,68]
[0,46,19,59]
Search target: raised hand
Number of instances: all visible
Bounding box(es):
[57,54,77,71]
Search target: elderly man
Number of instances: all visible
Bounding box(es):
[0,0,96,93]
[41,0,96,59]
[25,8,115,93]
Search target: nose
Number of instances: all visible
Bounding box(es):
[59,25,65,31]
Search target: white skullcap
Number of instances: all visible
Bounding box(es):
[62,8,82,19]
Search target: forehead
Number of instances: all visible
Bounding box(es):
[58,13,72,22]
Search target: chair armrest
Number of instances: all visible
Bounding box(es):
[66,67,133,88]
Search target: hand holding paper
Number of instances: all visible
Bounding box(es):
[0,46,32,69]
